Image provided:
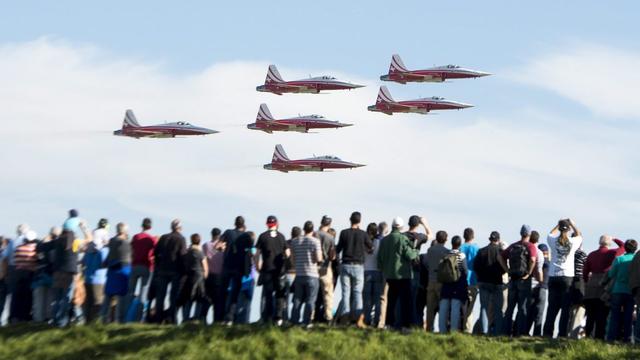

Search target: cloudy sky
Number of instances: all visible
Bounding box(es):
[1,1,639,251]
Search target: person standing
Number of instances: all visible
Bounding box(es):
[201,228,226,323]
[153,219,187,324]
[583,235,624,339]
[628,245,640,343]
[568,246,588,338]
[255,215,288,325]
[606,239,637,343]
[460,227,479,333]
[336,211,372,328]
[474,231,506,336]
[363,222,384,327]
[314,216,336,323]
[438,235,468,333]
[423,230,450,332]
[283,226,301,323]
[404,215,432,326]
[102,223,132,323]
[178,234,208,322]
[221,216,254,325]
[526,241,550,336]
[290,221,322,327]
[11,230,39,323]
[82,230,109,323]
[32,227,59,323]
[543,219,583,338]
[127,218,156,322]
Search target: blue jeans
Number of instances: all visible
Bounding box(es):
[340,264,364,318]
[439,298,462,333]
[363,270,383,326]
[526,286,547,336]
[51,272,74,327]
[479,282,505,336]
[504,278,531,336]
[608,293,633,342]
[291,276,319,325]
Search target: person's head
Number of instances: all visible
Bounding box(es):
[98,218,108,229]
[142,218,152,231]
[520,224,532,240]
[291,226,301,239]
[489,231,500,243]
[191,233,201,246]
[49,226,62,238]
[350,211,361,226]
[117,222,129,236]
[435,230,448,244]
[451,235,462,250]
[391,217,404,232]
[557,219,571,246]
[378,222,389,237]
[16,224,29,237]
[235,216,245,230]
[266,215,278,230]
[321,215,332,228]
[303,221,314,235]
[328,228,336,238]
[530,230,540,244]
[624,239,637,254]
[463,228,474,242]
[366,222,378,238]
[408,215,420,230]
[25,231,38,242]
[68,209,79,218]
[599,235,612,247]
[211,227,221,240]
[538,243,550,259]
[171,219,182,232]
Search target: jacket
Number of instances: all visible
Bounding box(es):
[377,230,418,280]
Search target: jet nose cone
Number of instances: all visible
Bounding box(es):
[477,71,492,77]
[351,163,366,168]
[339,123,354,128]
[256,85,266,92]
[348,83,365,89]
[202,128,219,134]
[460,103,474,109]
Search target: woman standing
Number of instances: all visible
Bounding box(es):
[543,218,582,338]
[362,222,384,327]
[178,234,208,322]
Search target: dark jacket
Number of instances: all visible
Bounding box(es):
[337,228,372,265]
[154,231,187,275]
[377,230,418,280]
[474,243,505,285]
[52,231,78,274]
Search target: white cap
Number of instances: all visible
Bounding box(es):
[25,230,37,241]
[392,216,404,229]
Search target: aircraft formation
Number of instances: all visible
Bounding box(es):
[113,55,490,172]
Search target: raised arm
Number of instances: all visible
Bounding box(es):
[420,217,433,240]
[568,218,581,237]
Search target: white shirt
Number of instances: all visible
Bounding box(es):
[547,234,583,277]
[531,250,545,287]
[92,228,110,248]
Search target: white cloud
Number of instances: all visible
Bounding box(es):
[0,38,639,248]
[510,44,640,119]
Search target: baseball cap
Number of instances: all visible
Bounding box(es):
[489,231,500,241]
[538,244,549,252]
[266,215,278,226]
[520,224,532,237]
[392,216,404,229]
[558,220,570,232]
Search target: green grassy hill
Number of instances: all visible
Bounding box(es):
[0,324,638,360]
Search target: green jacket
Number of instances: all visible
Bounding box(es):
[377,229,419,280]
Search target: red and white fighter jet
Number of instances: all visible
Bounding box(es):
[380,54,491,84]
[247,104,353,134]
[367,86,473,115]
[113,110,218,138]
[256,65,364,95]
[264,144,365,172]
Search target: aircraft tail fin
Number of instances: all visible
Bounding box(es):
[265,64,284,84]
[376,86,395,104]
[389,54,409,74]
[123,109,141,128]
[273,144,289,163]
[257,103,275,121]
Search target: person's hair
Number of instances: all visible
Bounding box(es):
[378,222,388,236]
[624,239,637,254]
[328,228,336,237]
[291,226,301,239]
[321,215,332,227]
[116,222,128,235]
[191,233,201,245]
[558,219,571,246]
[463,228,474,242]
[530,231,540,244]
[366,223,378,239]
[211,227,221,238]
[350,211,361,225]
[451,235,462,249]
[436,230,448,244]
[142,218,152,230]
[303,221,314,234]
[235,216,245,229]
[408,215,420,229]
[97,218,108,229]
[171,219,181,231]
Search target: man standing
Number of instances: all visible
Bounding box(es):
[290,221,322,327]
[336,211,372,328]
[499,225,538,336]
[128,218,157,322]
[377,217,418,330]
[153,219,187,324]
[222,216,254,325]
[315,216,336,323]
[474,231,506,335]
[460,227,479,333]
[423,230,449,332]
[102,223,132,324]
[202,228,226,323]
[255,215,288,325]
[404,215,432,326]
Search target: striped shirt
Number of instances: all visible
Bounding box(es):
[14,241,38,271]
[574,248,587,279]
[291,235,322,278]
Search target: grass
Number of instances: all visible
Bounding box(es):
[0,323,638,360]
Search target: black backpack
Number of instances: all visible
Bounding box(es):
[508,243,530,279]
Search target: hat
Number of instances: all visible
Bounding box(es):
[266,215,278,226]
[392,216,404,229]
[489,231,500,241]
[558,220,570,232]
[69,209,79,218]
[520,224,532,237]
[25,230,37,242]
[538,244,549,252]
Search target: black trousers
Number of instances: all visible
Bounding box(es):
[153,272,181,324]
[201,273,225,323]
[584,298,609,340]
[259,271,286,322]
[223,271,244,322]
[386,278,412,329]
[543,276,573,337]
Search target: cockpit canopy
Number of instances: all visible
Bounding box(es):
[176,121,192,126]
[431,96,445,100]
[308,114,324,119]
[445,64,460,69]
[320,75,336,80]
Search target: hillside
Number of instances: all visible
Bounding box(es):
[0,324,638,360]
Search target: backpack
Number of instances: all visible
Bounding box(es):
[508,243,530,279]
[437,253,461,283]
